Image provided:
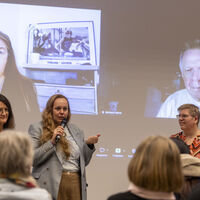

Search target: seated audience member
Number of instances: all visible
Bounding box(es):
[171,104,200,158]
[157,39,200,118]
[171,137,200,199]
[0,94,15,132]
[0,130,52,200]
[107,136,184,200]
[181,154,200,200]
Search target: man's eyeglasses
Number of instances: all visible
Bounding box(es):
[176,114,191,119]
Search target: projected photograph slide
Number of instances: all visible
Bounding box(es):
[26,21,99,114]
[27,21,96,66]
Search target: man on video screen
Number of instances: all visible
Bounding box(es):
[157,40,200,118]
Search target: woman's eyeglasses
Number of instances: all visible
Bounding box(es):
[0,108,9,114]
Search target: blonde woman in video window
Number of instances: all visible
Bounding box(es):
[0,130,52,200]
[107,136,184,200]
[0,31,40,130]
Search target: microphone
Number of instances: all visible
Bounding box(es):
[55,118,67,143]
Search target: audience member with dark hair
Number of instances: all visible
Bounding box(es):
[107,136,184,200]
[188,183,200,200]
[171,135,200,200]
[0,94,15,131]
[170,137,190,154]
[180,154,200,200]
[0,130,52,200]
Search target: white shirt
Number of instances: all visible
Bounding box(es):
[156,89,200,118]
[56,127,80,172]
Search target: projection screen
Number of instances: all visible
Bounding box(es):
[0,0,200,199]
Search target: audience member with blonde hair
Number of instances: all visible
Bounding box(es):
[0,130,52,200]
[107,136,184,200]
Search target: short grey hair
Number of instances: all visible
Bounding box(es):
[179,39,200,72]
[0,130,33,176]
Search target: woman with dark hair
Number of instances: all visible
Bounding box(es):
[28,94,100,200]
[171,136,200,200]
[0,94,14,131]
[0,31,40,130]
[170,137,191,154]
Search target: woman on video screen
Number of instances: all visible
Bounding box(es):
[0,31,40,130]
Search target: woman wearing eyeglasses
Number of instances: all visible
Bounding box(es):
[171,104,200,158]
[0,94,15,132]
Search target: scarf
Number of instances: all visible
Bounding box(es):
[0,173,37,188]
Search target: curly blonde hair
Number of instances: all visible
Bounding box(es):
[40,94,71,159]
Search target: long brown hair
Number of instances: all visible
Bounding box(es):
[40,94,71,159]
[128,136,184,193]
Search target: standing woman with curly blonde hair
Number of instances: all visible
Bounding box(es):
[28,94,100,200]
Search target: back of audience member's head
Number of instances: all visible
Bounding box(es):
[128,135,184,193]
[170,137,190,154]
[0,130,33,177]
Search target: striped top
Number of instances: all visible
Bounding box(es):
[171,132,200,158]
